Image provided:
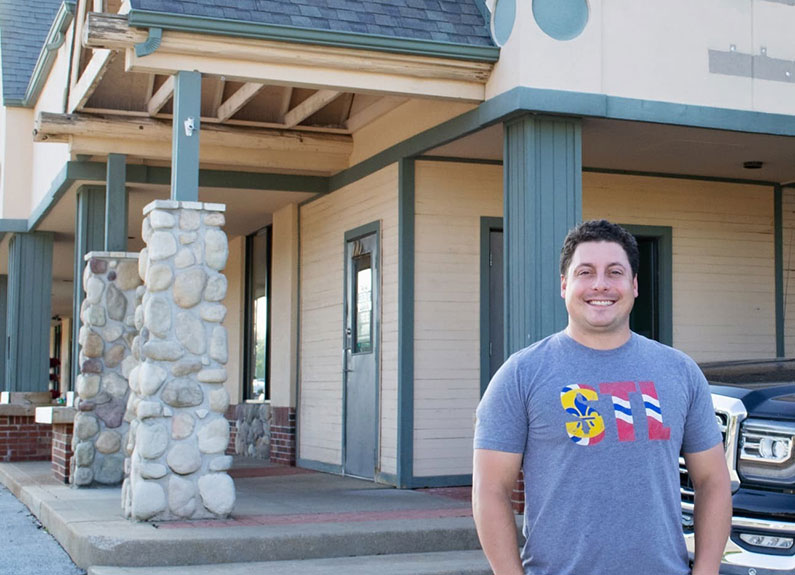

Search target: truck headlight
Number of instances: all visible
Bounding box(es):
[738,419,795,485]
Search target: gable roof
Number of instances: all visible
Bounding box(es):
[0,0,64,105]
[128,0,495,50]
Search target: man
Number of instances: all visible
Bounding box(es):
[473,220,731,575]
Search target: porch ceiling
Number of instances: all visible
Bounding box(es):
[426,119,795,185]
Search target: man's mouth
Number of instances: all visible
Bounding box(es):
[586,300,615,307]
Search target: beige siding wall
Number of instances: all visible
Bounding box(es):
[299,166,399,471]
[413,161,502,478]
[271,203,299,408]
[584,173,775,361]
[782,188,795,356]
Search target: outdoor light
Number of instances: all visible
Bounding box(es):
[739,533,794,550]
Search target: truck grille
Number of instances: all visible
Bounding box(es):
[680,410,730,502]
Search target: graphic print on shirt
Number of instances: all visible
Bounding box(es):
[599,381,636,442]
[560,381,671,445]
[560,384,605,445]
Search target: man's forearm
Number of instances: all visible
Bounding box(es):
[472,487,524,575]
[691,478,732,575]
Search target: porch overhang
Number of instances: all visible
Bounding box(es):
[82,12,494,103]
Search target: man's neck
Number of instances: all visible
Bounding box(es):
[564,325,632,350]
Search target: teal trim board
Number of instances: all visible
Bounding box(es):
[397,158,415,488]
[331,86,795,196]
[28,160,327,232]
[503,115,581,354]
[6,233,53,392]
[296,457,343,475]
[171,71,201,202]
[127,10,500,63]
[480,216,503,396]
[105,154,128,251]
[620,224,673,347]
[775,185,785,357]
[410,474,472,488]
[71,186,106,389]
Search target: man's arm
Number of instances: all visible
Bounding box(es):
[683,443,732,575]
[472,448,524,575]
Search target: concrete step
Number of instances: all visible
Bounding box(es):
[88,550,492,575]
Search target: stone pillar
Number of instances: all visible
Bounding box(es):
[73,252,141,486]
[124,200,234,522]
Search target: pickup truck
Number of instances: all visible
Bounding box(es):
[680,359,795,575]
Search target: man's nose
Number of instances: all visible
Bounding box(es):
[592,272,609,290]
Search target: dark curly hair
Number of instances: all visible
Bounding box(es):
[559,220,639,277]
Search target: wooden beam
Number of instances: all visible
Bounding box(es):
[217,82,263,122]
[33,112,352,174]
[283,90,340,128]
[147,75,174,116]
[278,87,293,122]
[144,73,155,103]
[337,93,354,125]
[345,96,408,132]
[68,49,114,112]
[210,77,226,117]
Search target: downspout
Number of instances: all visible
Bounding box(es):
[134,27,162,57]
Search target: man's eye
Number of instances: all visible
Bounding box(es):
[577,270,592,276]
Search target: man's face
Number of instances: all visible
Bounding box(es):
[560,241,638,344]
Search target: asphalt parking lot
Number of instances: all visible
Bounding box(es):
[0,485,85,575]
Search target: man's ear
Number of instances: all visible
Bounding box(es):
[560,274,567,299]
[633,274,639,298]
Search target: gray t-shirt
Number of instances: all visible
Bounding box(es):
[474,331,721,575]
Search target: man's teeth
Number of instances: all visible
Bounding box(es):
[588,300,614,306]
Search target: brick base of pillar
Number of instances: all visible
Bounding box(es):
[270,407,296,466]
[0,415,52,462]
[51,423,74,483]
[511,470,525,514]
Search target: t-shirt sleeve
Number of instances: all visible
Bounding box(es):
[681,360,723,454]
[474,355,528,453]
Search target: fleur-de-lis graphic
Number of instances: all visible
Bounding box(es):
[565,393,599,435]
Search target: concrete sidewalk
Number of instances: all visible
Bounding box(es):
[0,459,497,573]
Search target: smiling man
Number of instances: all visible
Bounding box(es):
[473,220,731,575]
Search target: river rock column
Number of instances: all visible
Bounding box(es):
[73,252,140,486]
[123,200,234,521]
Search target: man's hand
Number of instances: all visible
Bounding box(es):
[472,449,524,575]
[684,443,732,575]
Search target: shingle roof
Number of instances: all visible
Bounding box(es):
[0,0,63,103]
[129,0,494,47]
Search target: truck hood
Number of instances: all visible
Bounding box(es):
[700,359,795,420]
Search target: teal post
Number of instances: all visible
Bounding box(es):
[72,186,106,387]
[0,276,7,390]
[171,71,201,202]
[503,115,582,355]
[105,153,128,251]
[397,158,415,488]
[5,233,54,391]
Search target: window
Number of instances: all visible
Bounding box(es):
[244,227,271,400]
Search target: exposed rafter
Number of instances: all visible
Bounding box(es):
[217,82,263,122]
[209,77,226,117]
[278,87,293,123]
[68,49,114,112]
[147,75,174,116]
[283,90,341,128]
